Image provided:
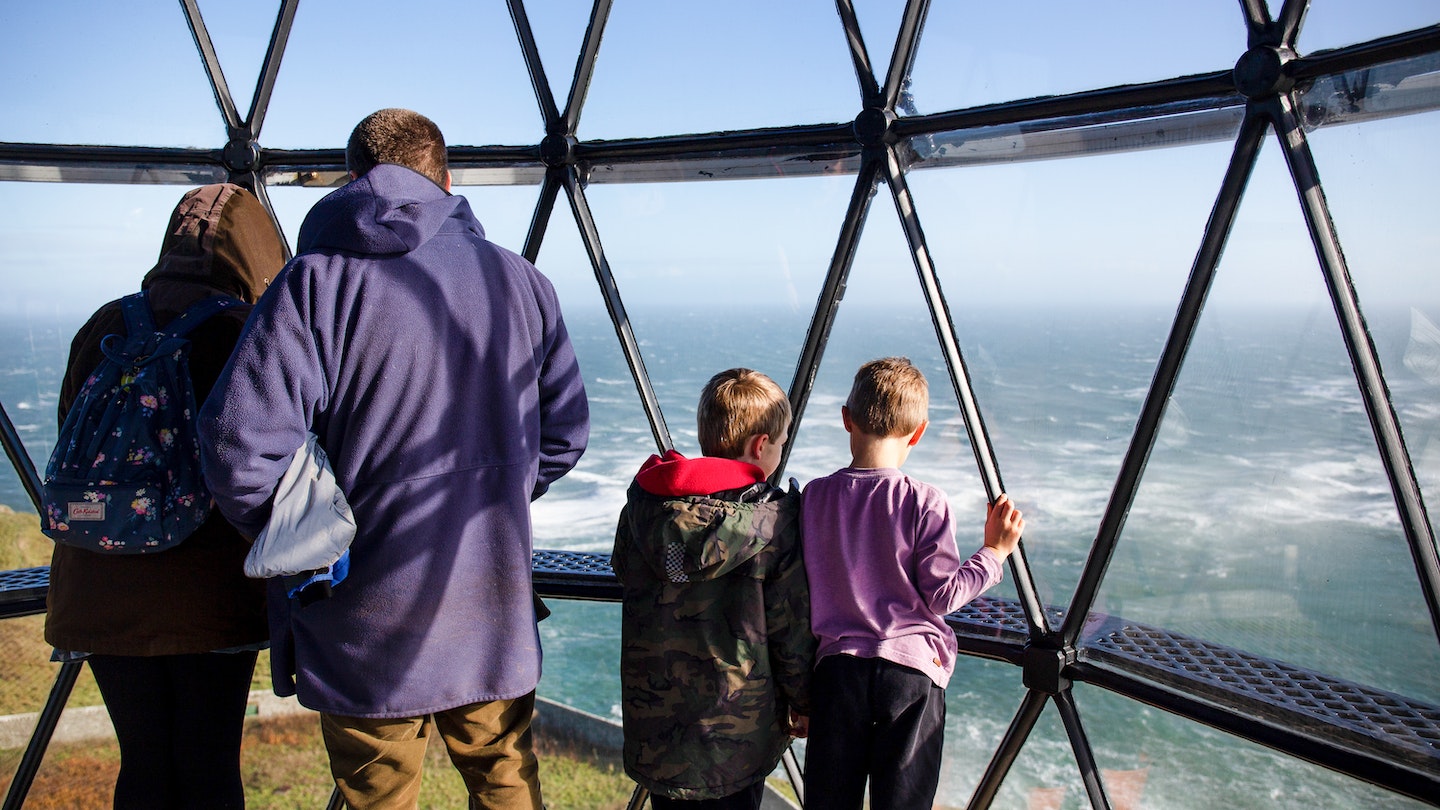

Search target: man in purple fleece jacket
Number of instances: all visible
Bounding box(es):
[198,109,589,809]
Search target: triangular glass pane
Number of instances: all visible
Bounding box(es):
[193,0,282,125]
[988,698,1087,809]
[910,135,1234,611]
[1300,88,1440,535]
[906,2,1242,114]
[582,174,852,454]
[849,0,906,98]
[579,3,857,140]
[1296,2,1439,54]
[0,5,223,146]
[1074,681,1434,808]
[1089,140,1440,706]
[262,0,539,148]
[520,0,595,120]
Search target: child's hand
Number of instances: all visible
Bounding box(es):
[788,710,810,738]
[984,494,1025,560]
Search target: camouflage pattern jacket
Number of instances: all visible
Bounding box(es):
[612,450,815,800]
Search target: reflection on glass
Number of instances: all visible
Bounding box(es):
[1073,681,1434,809]
[1097,143,1440,705]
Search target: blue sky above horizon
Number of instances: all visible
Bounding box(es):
[0,1,1436,320]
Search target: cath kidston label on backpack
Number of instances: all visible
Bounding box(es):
[66,501,106,522]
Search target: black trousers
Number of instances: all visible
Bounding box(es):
[649,780,765,810]
[89,651,259,810]
[803,654,947,810]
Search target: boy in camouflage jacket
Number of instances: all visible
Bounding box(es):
[612,368,814,809]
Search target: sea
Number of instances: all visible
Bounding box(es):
[3,302,1437,809]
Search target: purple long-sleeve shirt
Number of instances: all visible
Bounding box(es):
[800,466,1001,689]
[199,165,589,717]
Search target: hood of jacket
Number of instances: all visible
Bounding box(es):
[141,183,285,308]
[624,450,788,584]
[297,163,482,256]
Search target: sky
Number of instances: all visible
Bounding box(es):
[0,1,1436,321]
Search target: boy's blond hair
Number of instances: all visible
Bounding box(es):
[846,357,929,438]
[697,368,792,459]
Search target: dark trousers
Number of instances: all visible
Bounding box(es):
[89,651,259,810]
[803,654,947,810]
[649,780,765,810]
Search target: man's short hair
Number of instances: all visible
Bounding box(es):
[346,108,449,188]
[846,357,929,437]
[697,368,792,459]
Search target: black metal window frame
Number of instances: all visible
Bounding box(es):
[2,0,1439,807]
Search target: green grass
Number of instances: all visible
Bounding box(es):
[2,711,639,809]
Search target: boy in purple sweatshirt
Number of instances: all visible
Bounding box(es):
[800,356,1025,810]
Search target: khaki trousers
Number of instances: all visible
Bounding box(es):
[321,691,542,810]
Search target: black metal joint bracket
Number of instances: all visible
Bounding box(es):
[1233,44,1297,99]
[222,134,261,175]
[540,133,578,168]
[1022,636,1076,696]
[852,106,895,148]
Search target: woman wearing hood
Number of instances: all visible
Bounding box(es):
[45,184,285,809]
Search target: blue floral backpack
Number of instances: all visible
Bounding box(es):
[41,290,241,554]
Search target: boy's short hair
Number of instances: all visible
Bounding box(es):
[697,368,792,459]
[846,357,929,437]
[346,108,449,188]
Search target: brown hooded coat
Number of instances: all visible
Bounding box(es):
[44,184,285,655]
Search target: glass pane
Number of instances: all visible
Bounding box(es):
[0,4,222,147]
[989,696,1086,809]
[906,2,1243,115]
[912,136,1234,610]
[1297,1,1440,54]
[523,0,597,118]
[580,2,858,140]
[1093,142,1440,705]
[582,175,852,450]
[193,0,283,124]
[1074,681,1433,809]
[849,0,905,94]
[261,0,540,148]
[1301,89,1440,531]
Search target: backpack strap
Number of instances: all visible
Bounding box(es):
[118,291,156,339]
[162,294,244,340]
